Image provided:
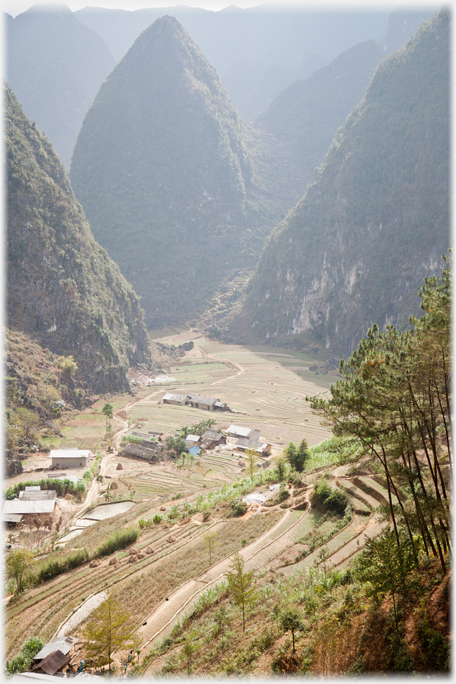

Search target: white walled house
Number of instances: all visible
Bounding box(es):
[50,449,90,469]
[226,425,261,445]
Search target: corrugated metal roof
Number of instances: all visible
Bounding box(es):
[34,636,78,660]
[49,449,90,459]
[235,439,268,453]
[3,499,56,515]
[186,394,218,405]
[186,434,200,442]
[32,650,70,675]
[25,486,41,491]
[162,393,186,402]
[3,513,23,523]
[19,491,56,500]
[201,430,224,441]
[227,425,254,438]
[11,674,82,683]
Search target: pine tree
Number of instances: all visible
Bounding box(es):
[309,256,451,572]
[82,594,138,673]
[203,530,218,565]
[225,552,259,632]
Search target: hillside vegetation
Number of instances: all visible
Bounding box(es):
[254,39,384,197]
[136,260,450,678]
[4,263,450,675]
[6,83,151,396]
[231,10,449,357]
[70,16,293,329]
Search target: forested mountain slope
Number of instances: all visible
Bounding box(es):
[379,7,436,55]
[230,10,449,357]
[75,5,390,122]
[70,16,290,329]
[254,39,384,199]
[6,84,151,394]
[6,3,115,167]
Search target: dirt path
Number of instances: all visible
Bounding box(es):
[210,357,245,386]
[68,391,163,523]
[137,508,310,649]
[56,591,108,637]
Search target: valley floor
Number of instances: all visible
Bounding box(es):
[5,331,449,676]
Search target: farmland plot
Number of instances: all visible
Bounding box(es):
[5,331,347,662]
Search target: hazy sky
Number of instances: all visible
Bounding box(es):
[4,0,435,19]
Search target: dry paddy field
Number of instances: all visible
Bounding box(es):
[5,332,346,661]
[130,331,336,451]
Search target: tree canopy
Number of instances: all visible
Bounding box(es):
[310,256,451,572]
[82,594,138,672]
[225,552,259,632]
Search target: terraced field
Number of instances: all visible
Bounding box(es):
[128,331,336,451]
[6,331,388,670]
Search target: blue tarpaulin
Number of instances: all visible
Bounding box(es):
[188,446,200,455]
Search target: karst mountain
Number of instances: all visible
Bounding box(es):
[254,39,385,199]
[70,16,287,329]
[230,10,449,357]
[6,2,115,168]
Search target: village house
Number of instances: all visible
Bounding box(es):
[19,489,56,500]
[185,393,219,411]
[200,429,226,449]
[226,425,261,444]
[162,392,229,411]
[50,449,90,469]
[30,635,79,677]
[224,425,270,455]
[162,393,187,406]
[184,434,201,449]
[120,441,164,463]
[3,497,58,528]
[233,438,271,455]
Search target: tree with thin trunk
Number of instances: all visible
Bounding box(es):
[280,608,302,652]
[82,594,138,673]
[203,530,218,565]
[316,545,331,578]
[309,258,451,573]
[102,403,114,437]
[6,548,34,593]
[225,551,259,632]
[182,637,196,676]
[354,529,417,632]
[245,448,258,479]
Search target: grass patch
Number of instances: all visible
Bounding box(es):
[96,527,139,557]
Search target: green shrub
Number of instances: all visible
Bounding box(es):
[7,636,45,674]
[153,515,162,524]
[4,478,84,500]
[167,505,179,520]
[231,499,248,517]
[311,481,347,516]
[122,434,144,445]
[96,527,139,557]
[37,549,89,583]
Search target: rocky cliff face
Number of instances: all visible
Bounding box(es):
[6,84,151,394]
[70,16,288,329]
[230,11,449,358]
